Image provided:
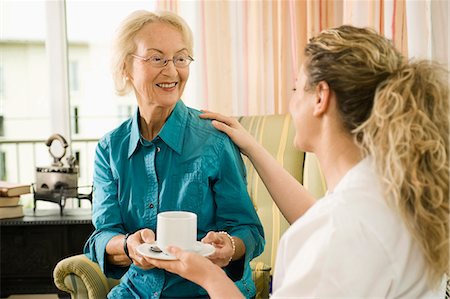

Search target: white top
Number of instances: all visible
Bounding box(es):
[272,158,445,298]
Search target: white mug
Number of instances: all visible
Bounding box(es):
[156,211,197,255]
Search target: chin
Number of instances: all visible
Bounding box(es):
[158,95,180,107]
[293,137,310,153]
[293,137,301,151]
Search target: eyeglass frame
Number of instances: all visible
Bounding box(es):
[130,53,194,68]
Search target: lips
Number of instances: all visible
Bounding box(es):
[156,82,177,88]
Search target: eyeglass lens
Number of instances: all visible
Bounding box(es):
[151,55,192,67]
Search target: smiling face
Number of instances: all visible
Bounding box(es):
[127,22,190,109]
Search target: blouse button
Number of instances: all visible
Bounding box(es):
[156,147,160,152]
[149,203,154,209]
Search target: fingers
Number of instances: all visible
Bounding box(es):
[210,120,234,136]
[140,228,156,243]
[148,257,178,273]
[200,232,232,267]
[167,246,184,259]
[128,229,157,270]
[201,231,222,245]
[146,246,184,265]
[149,247,190,274]
[200,111,237,127]
[134,256,156,270]
[149,247,219,288]
[201,231,214,243]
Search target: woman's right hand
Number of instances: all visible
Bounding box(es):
[200,111,259,157]
[149,246,245,298]
[127,228,157,270]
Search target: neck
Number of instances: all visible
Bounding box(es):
[315,130,363,193]
[139,104,175,141]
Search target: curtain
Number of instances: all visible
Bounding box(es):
[156,0,448,116]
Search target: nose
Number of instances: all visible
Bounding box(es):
[161,60,178,76]
[163,59,176,66]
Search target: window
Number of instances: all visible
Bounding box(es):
[0,1,51,201]
[65,1,156,139]
[0,151,6,181]
[0,65,4,96]
[0,115,3,137]
[73,106,79,134]
[117,105,134,122]
[0,1,50,139]
[69,60,79,93]
[0,1,199,209]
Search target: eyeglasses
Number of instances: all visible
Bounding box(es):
[131,53,194,68]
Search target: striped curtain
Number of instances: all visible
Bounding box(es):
[156,0,448,116]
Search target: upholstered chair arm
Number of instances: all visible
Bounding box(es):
[53,254,118,299]
[250,261,271,299]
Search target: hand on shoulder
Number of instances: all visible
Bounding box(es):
[200,110,259,157]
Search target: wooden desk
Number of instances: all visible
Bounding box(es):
[0,209,93,298]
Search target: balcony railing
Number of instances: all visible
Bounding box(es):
[0,138,99,208]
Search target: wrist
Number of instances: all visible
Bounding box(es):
[247,142,264,161]
[204,265,245,299]
[218,231,235,262]
[123,233,133,262]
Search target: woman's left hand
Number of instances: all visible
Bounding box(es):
[201,231,235,267]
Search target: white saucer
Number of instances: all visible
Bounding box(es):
[136,241,215,260]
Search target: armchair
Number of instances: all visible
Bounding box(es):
[53,114,327,299]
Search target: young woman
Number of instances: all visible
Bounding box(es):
[148,25,449,298]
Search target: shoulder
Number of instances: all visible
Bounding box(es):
[282,178,399,261]
[299,180,400,246]
[185,107,225,136]
[275,160,432,297]
[277,190,435,297]
[184,106,232,147]
[275,195,393,294]
[280,175,408,271]
[97,118,133,150]
[314,158,397,233]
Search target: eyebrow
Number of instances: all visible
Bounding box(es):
[145,48,189,54]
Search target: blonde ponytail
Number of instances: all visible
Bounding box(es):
[355,61,449,286]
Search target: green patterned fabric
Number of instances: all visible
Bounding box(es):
[53,114,327,299]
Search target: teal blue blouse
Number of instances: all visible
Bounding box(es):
[84,100,265,299]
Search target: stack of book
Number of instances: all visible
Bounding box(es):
[0,181,31,220]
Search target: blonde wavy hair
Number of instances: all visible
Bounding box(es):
[111,10,194,96]
[305,25,449,286]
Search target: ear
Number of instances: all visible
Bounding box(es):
[122,61,133,81]
[313,81,330,117]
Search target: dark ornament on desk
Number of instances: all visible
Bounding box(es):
[32,134,92,215]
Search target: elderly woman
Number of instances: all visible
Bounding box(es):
[84,10,264,299]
